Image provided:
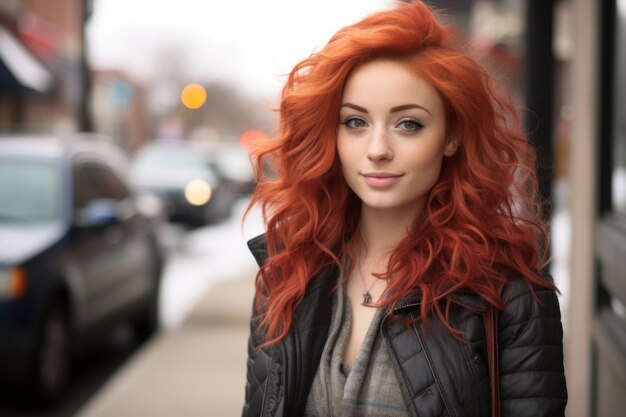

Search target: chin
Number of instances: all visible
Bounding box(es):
[361,200,417,213]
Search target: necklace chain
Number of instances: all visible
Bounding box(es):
[361,277,378,305]
[351,246,387,306]
[358,266,387,306]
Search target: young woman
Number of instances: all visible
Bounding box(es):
[242,2,567,416]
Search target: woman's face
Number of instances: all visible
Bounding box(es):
[337,59,457,219]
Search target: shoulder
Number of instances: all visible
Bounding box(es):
[498,273,563,344]
[501,273,560,313]
[496,276,568,413]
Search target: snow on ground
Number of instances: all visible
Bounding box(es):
[158,198,264,330]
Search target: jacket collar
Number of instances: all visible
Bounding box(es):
[247,233,269,268]
[247,233,336,299]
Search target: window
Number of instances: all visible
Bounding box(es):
[74,163,130,209]
[0,160,60,223]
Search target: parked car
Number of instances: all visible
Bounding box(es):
[209,142,255,197]
[131,143,236,225]
[0,135,164,403]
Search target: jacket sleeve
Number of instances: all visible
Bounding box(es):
[497,280,568,416]
[242,295,271,417]
[243,235,271,416]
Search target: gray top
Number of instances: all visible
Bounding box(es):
[304,282,409,417]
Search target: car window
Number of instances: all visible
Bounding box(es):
[0,159,61,223]
[74,163,130,209]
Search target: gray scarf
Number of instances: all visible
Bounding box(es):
[304,283,408,417]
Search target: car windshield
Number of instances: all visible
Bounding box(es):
[0,159,61,223]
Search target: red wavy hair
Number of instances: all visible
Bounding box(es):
[247,1,554,345]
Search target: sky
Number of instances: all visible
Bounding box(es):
[87,0,393,101]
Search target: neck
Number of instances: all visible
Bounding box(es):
[347,204,422,302]
[356,204,420,260]
[348,205,420,305]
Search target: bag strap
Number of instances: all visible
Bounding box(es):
[483,304,500,417]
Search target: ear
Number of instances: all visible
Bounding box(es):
[443,137,460,157]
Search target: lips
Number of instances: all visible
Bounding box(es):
[361,172,404,188]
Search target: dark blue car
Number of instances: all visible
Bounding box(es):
[0,135,164,403]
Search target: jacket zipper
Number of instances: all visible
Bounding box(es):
[409,312,455,417]
[383,303,455,417]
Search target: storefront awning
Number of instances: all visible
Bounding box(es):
[0,26,52,94]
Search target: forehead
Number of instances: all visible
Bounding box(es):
[341,59,442,111]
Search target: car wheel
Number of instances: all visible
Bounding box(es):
[33,302,71,403]
[133,259,161,341]
[133,290,159,341]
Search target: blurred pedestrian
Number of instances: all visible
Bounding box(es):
[242,2,567,416]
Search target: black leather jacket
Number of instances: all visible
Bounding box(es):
[242,235,567,417]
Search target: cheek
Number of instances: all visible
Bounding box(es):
[407,145,446,180]
[339,157,356,187]
[336,148,359,193]
[336,138,352,171]
[427,155,446,187]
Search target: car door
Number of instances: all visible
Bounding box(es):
[71,160,153,329]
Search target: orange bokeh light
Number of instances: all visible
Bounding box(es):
[181,83,207,109]
[240,129,266,153]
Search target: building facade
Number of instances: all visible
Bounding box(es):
[0,0,90,132]
[567,0,626,416]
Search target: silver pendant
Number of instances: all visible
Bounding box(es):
[362,291,372,305]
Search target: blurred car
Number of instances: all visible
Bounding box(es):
[131,143,237,225]
[0,135,164,403]
[209,142,255,197]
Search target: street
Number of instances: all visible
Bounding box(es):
[0,198,262,417]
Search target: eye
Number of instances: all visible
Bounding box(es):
[397,119,423,131]
[341,117,368,129]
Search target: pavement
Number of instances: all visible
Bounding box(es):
[76,266,257,417]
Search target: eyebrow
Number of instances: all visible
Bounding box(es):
[340,102,432,115]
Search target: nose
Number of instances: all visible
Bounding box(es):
[367,128,393,161]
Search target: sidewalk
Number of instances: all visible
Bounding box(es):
[76,267,256,417]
